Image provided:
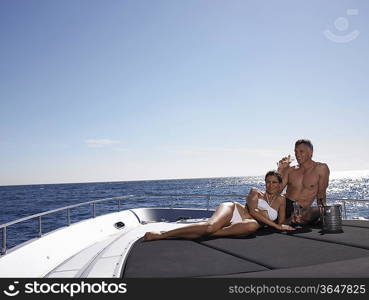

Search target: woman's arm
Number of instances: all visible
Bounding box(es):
[276,196,294,230]
[246,189,282,229]
[277,196,286,225]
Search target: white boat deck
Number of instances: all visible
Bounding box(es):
[47,222,184,278]
[1,194,368,278]
[0,210,140,277]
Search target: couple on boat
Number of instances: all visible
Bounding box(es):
[144,139,330,241]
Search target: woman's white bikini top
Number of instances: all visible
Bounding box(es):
[258,199,278,221]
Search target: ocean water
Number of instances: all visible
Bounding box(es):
[1,175,369,250]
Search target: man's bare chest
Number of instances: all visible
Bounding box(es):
[289,169,319,190]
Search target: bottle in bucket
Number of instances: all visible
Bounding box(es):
[319,204,343,233]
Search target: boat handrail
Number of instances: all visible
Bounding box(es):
[145,193,369,202]
[144,193,369,218]
[1,193,368,255]
[0,195,135,229]
[0,195,135,255]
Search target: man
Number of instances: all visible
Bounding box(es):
[277,139,330,224]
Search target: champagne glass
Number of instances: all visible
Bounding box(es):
[293,202,302,228]
[288,156,296,165]
[277,155,295,168]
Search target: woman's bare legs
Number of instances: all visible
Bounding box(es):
[143,202,235,241]
[211,219,260,237]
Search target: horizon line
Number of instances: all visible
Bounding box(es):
[1,169,369,187]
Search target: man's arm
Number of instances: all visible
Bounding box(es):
[277,166,290,194]
[277,156,292,194]
[317,163,330,206]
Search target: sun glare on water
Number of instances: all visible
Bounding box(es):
[330,170,369,180]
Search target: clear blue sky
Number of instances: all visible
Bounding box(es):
[1,0,368,185]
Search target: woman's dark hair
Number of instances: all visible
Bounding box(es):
[264,170,283,183]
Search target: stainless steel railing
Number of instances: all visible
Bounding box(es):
[326,198,369,219]
[145,193,369,219]
[1,194,368,256]
[0,195,135,255]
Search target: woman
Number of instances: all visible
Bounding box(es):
[143,170,295,241]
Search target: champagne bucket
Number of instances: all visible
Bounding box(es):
[319,205,343,233]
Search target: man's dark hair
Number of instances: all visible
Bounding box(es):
[265,170,283,183]
[295,139,313,151]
